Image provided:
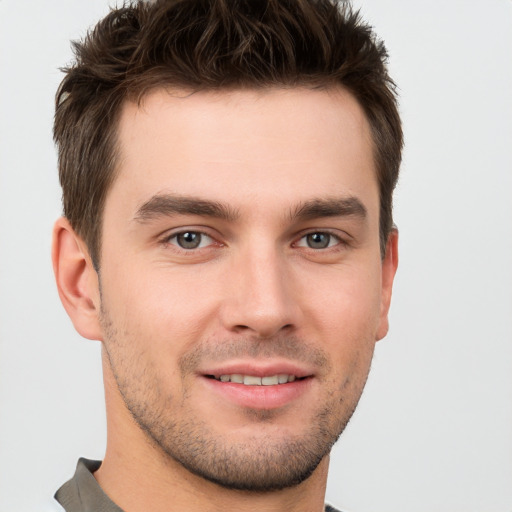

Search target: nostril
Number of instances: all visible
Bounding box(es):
[233,323,295,340]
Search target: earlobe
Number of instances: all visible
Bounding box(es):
[376,228,399,341]
[52,217,103,341]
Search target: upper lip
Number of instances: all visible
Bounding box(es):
[198,360,315,379]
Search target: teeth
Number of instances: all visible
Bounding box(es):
[216,374,299,385]
[244,375,261,385]
[278,374,289,384]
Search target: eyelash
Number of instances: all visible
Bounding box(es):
[161,229,348,252]
[162,230,219,251]
[294,230,347,250]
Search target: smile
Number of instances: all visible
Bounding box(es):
[198,362,315,409]
[210,374,301,385]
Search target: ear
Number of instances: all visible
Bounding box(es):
[52,217,103,341]
[375,228,399,341]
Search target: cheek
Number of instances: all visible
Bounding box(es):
[302,264,383,334]
[99,261,222,357]
[299,264,382,377]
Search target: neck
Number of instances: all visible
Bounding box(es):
[95,350,330,512]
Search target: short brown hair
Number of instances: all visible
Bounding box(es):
[54,0,402,267]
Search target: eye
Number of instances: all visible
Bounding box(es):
[168,231,214,250]
[296,232,340,249]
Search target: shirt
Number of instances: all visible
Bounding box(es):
[55,458,342,512]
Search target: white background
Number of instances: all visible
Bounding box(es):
[0,1,511,511]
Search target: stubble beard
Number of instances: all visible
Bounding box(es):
[100,307,371,492]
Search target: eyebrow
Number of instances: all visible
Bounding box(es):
[134,194,240,223]
[134,193,367,224]
[290,196,367,222]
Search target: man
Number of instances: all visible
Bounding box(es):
[51,0,402,510]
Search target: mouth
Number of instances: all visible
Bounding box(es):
[199,364,314,410]
[205,373,305,385]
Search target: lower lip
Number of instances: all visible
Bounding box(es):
[201,376,312,410]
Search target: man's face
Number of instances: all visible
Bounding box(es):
[96,87,396,490]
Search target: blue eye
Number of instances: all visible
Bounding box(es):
[297,232,340,249]
[169,231,213,249]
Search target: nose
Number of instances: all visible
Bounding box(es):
[219,244,300,338]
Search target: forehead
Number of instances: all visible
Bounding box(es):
[111,86,377,218]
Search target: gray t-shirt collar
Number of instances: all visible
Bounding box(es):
[55,458,123,512]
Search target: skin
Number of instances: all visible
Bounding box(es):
[53,87,398,512]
